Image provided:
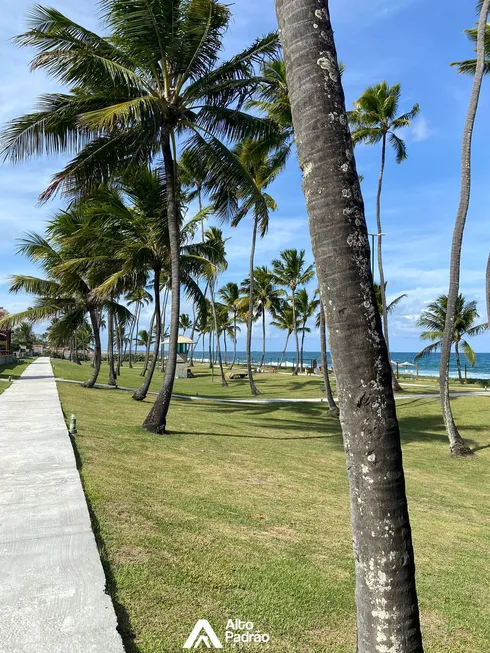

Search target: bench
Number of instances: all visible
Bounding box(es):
[229,372,248,380]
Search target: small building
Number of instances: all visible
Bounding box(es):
[163,335,196,379]
[0,308,14,365]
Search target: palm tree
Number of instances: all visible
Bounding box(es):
[270,301,297,369]
[73,169,210,402]
[11,322,36,352]
[203,227,228,388]
[137,329,152,350]
[416,294,487,384]
[316,300,339,417]
[179,314,192,336]
[348,82,419,392]
[0,225,130,388]
[231,144,282,395]
[272,249,314,375]
[296,288,320,371]
[452,23,490,75]
[439,0,490,457]
[373,282,407,316]
[2,1,279,433]
[218,282,241,369]
[127,288,152,368]
[275,1,423,648]
[240,266,282,368]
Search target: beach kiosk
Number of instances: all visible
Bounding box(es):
[163,335,196,378]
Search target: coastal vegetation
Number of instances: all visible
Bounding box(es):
[0,0,489,650]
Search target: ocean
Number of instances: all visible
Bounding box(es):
[200,351,490,380]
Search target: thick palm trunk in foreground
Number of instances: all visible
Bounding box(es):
[84,307,102,388]
[246,217,260,395]
[439,0,489,456]
[275,1,423,650]
[144,135,180,433]
[133,270,161,401]
[319,302,338,416]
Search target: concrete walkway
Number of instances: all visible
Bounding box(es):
[0,358,124,653]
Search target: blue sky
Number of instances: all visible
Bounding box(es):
[1,0,489,353]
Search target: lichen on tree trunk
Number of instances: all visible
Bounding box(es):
[274,1,423,649]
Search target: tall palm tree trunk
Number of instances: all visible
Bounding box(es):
[275,2,423,650]
[134,269,161,401]
[319,301,338,416]
[128,303,138,369]
[247,216,260,395]
[115,314,121,376]
[376,135,402,393]
[140,310,155,377]
[454,341,463,384]
[209,276,228,388]
[223,332,228,365]
[144,135,180,433]
[300,321,306,371]
[439,0,489,456]
[107,308,116,386]
[134,302,141,366]
[278,332,290,368]
[291,289,300,375]
[230,312,237,369]
[160,288,169,373]
[260,306,266,367]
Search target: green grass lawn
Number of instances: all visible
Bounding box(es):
[0,357,33,394]
[52,359,486,401]
[57,374,490,653]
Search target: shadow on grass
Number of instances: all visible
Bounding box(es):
[172,396,484,449]
[69,437,142,653]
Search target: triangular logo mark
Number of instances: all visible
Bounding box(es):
[183,620,223,649]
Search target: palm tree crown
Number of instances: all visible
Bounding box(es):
[415,294,488,378]
[348,82,420,163]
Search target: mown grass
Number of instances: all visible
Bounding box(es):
[52,359,485,401]
[56,367,490,653]
[0,357,33,394]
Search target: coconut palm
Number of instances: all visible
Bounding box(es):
[218,282,241,369]
[373,282,407,316]
[415,294,487,384]
[272,249,315,375]
[230,144,282,395]
[439,0,490,457]
[348,82,419,391]
[11,321,36,352]
[179,314,192,336]
[275,2,423,647]
[452,23,490,75]
[240,266,282,367]
[202,227,228,388]
[270,301,297,369]
[127,288,152,368]
[0,225,130,388]
[296,288,320,371]
[2,1,279,433]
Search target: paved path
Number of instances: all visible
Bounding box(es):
[0,358,123,653]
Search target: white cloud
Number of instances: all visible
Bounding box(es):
[411,116,431,143]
